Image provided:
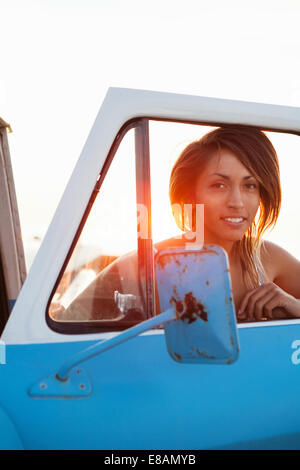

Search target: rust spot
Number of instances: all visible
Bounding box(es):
[157,255,168,269]
[157,253,176,269]
[170,296,184,315]
[171,291,208,324]
[229,297,232,302]
[197,304,208,322]
[174,352,182,361]
[193,347,216,360]
[206,280,209,286]
[172,285,180,300]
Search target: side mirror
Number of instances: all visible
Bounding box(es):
[30,245,239,397]
[155,245,239,365]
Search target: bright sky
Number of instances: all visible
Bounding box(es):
[1,0,300,267]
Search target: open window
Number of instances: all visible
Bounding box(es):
[48,119,155,332]
[47,117,300,333]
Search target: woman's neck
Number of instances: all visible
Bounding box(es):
[203,231,236,260]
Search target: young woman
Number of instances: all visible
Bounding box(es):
[55,126,300,323]
[169,126,300,321]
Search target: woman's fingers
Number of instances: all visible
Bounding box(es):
[251,291,280,321]
[238,281,300,322]
[238,283,291,321]
[262,295,289,320]
[238,283,275,320]
[245,288,274,321]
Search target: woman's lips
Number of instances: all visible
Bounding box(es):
[220,217,247,228]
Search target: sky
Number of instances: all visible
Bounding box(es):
[1,0,300,268]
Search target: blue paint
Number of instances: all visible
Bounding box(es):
[0,322,300,449]
[0,406,23,450]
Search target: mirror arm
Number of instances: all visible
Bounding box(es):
[56,308,175,381]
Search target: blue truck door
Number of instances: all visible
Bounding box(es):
[1,321,300,449]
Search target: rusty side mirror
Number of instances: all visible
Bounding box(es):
[155,245,239,365]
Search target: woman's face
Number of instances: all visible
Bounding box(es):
[194,148,260,250]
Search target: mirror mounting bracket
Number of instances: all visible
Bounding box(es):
[28,308,175,398]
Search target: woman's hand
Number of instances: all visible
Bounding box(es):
[237,282,300,321]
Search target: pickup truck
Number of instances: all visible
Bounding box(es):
[1,88,300,450]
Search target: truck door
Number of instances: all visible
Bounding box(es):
[1,89,300,450]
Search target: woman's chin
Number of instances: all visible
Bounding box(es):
[204,228,246,246]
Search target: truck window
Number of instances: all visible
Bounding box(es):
[48,119,300,332]
[48,124,149,328]
[150,122,300,324]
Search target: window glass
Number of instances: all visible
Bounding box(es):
[149,121,300,322]
[148,120,300,256]
[49,118,300,329]
[149,121,217,245]
[49,127,147,324]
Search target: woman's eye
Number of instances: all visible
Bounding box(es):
[211,183,226,189]
[245,183,258,190]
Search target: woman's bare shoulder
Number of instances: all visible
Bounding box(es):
[261,240,300,295]
[261,240,299,264]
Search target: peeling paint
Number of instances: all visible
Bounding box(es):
[170,291,208,324]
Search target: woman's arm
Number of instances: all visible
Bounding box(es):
[238,240,300,321]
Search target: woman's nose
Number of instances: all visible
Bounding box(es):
[227,187,244,208]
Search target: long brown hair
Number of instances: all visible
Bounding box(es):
[169,126,281,287]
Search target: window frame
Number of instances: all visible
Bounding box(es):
[46,118,148,334]
[46,115,300,335]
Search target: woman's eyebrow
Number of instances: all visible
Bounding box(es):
[211,173,255,180]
